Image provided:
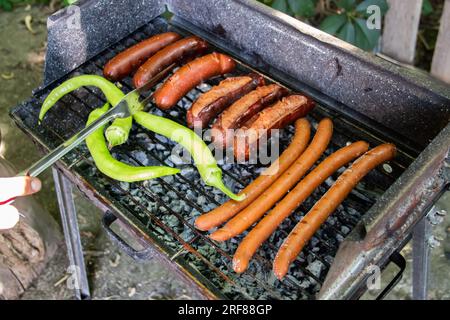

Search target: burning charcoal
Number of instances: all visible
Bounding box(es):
[306,260,324,278]
[167,190,177,199]
[152,109,164,116]
[186,190,197,202]
[162,175,174,184]
[169,154,184,165]
[196,195,207,206]
[130,151,150,166]
[221,163,232,171]
[165,215,179,228]
[180,167,195,179]
[119,182,130,191]
[341,226,350,234]
[146,202,158,212]
[155,134,168,143]
[310,237,319,247]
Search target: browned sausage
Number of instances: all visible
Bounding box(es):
[195,118,311,231]
[232,141,369,273]
[103,32,181,81]
[133,36,208,88]
[233,95,315,161]
[153,52,236,110]
[186,74,265,128]
[209,118,332,241]
[273,143,397,280]
[211,84,289,148]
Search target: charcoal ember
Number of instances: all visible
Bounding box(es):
[155,144,165,151]
[161,175,174,184]
[221,163,232,171]
[306,260,324,278]
[196,195,207,207]
[346,206,362,217]
[186,189,198,202]
[164,214,180,228]
[179,97,192,110]
[341,226,350,234]
[197,83,211,92]
[309,237,319,248]
[119,181,130,191]
[169,154,185,165]
[146,201,158,212]
[129,150,152,166]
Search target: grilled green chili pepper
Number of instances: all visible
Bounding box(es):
[39,75,141,147]
[133,111,245,201]
[86,104,179,182]
[104,91,142,148]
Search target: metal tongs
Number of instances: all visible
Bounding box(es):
[2,64,174,205]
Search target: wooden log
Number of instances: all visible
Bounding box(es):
[431,0,450,83]
[0,156,61,299]
[382,0,423,64]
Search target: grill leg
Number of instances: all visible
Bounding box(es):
[412,216,431,300]
[52,168,90,300]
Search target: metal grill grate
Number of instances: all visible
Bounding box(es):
[10,19,414,299]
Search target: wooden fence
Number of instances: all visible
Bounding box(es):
[382,0,450,84]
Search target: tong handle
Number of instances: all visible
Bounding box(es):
[19,107,125,178]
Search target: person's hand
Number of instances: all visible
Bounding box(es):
[0,176,41,230]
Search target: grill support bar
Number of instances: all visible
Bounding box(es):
[52,168,90,300]
[412,213,432,299]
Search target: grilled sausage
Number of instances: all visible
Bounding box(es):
[186,74,265,128]
[211,84,289,148]
[232,141,370,273]
[103,32,181,81]
[233,95,315,161]
[273,143,397,280]
[195,118,311,231]
[209,118,333,241]
[133,36,208,88]
[153,52,236,110]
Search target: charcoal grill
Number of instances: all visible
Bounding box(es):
[9,0,450,300]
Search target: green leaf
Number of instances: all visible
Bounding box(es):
[354,22,370,50]
[335,0,356,11]
[337,20,356,44]
[422,0,433,16]
[356,0,389,16]
[288,0,316,18]
[354,17,380,49]
[272,0,289,13]
[0,0,13,11]
[319,14,347,35]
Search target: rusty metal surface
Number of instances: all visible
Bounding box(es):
[318,123,450,299]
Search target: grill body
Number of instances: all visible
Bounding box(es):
[10,0,450,299]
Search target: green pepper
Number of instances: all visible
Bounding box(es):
[86,104,179,182]
[39,75,141,148]
[133,111,245,201]
[104,91,142,148]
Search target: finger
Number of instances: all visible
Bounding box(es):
[0,176,41,201]
[0,205,20,230]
